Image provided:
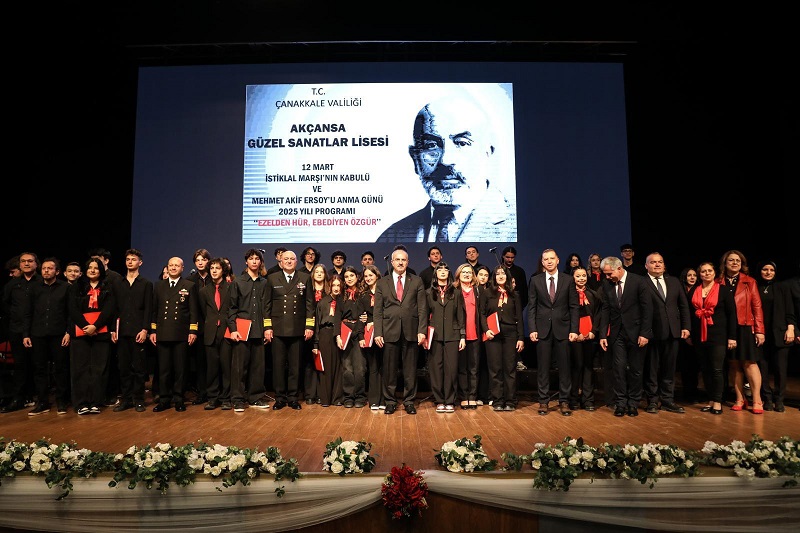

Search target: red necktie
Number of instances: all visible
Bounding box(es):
[215,284,221,325]
[396,276,403,301]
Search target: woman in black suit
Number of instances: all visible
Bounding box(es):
[686,261,737,414]
[756,261,796,412]
[568,266,602,411]
[479,265,525,411]
[425,263,465,413]
[313,275,342,407]
[454,263,481,409]
[357,265,383,409]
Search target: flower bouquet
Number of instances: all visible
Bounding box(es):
[381,464,429,519]
[322,437,376,475]
[435,435,497,473]
[525,437,599,491]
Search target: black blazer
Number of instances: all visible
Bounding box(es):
[599,272,653,342]
[759,280,796,345]
[115,275,154,337]
[69,279,117,341]
[527,271,579,340]
[575,285,603,338]
[373,272,427,342]
[200,280,232,344]
[645,274,691,340]
[479,286,524,342]
[425,285,465,342]
[687,284,737,345]
[151,278,199,342]
[263,270,315,337]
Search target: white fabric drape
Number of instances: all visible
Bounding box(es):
[1,472,798,532]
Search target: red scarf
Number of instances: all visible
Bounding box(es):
[498,287,507,307]
[691,282,719,342]
[329,299,336,316]
[88,287,100,309]
[346,287,357,301]
[577,287,589,306]
[438,284,447,301]
[315,289,323,302]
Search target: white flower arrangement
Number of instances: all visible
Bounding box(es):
[0,438,301,499]
[435,435,497,473]
[322,437,376,476]
[701,434,799,486]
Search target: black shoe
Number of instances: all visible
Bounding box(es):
[305,398,314,405]
[775,401,785,412]
[614,407,626,417]
[192,396,207,406]
[384,404,397,414]
[335,401,344,407]
[204,401,219,411]
[343,400,354,408]
[28,404,51,416]
[354,401,366,408]
[221,401,233,411]
[627,406,639,417]
[645,403,659,414]
[763,401,774,412]
[559,403,572,416]
[538,403,548,416]
[700,405,712,412]
[493,403,505,412]
[153,403,170,412]
[175,402,186,412]
[404,404,417,414]
[273,401,287,410]
[113,402,133,412]
[289,401,302,410]
[661,402,685,414]
[1,400,22,413]
[234,401,246,412]
[569,403,580,411]
[57,403,68,415]
[584,403,596,412]
[504,404,516,412]
[104,397,120,407]
[252,399,270,409]
[710,407,723,415]
[135,403,146,412]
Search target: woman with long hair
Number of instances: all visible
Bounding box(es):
[303,264,330,404]
[340,266,366,408]
[313,274,343,407]
[357,264,384,409]
[454,263,481,409]
[677,266,701,403]
[568,266,602,411]
[479,265,525,411]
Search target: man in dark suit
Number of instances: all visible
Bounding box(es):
[229,249,272,412]
[264,249,315,411]
[643,252,691,414]
[376,93,516,243]
[527,249,579,416]
[149,256,199,412]
[373,248,427,414]
[198,258,233,410]
[187,248,212,405]
[598,256,653,417]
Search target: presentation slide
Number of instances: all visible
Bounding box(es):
[243,82,516,243]
[131,62,630,283]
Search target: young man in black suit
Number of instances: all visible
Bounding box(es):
[527,249,579,416]
[598,256,653,417]
[373,248,427,414]
[642,252,691,414]
[264,250,315,411]
[198,258,233,410]
[149,256,199,413]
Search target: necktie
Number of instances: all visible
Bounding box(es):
[214,284,221,325]
[549,276,556,303]
[432,206,454,242]
[287,275,293,284]
[396,276,403,301]
[616,280,623,304]
[170,280,176,288]
[656,276,666,300]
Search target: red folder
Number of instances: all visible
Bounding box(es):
[482,312,500,341]
[425,325,435,349]
[314,350,325,372]
[74,312,108,337]
[224,318,252,340]
[579,315,593,336]
[340,322,353,350]
[363,323,374,347]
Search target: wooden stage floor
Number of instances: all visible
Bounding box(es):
[3,372,800,473]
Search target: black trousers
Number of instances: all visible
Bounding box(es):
[485,324,518,405]
[644,337,680,405]
[206,337,232,403]
[569,339,596,406]
[457,339,480,402]
[271,335,301,403]
[116,336,146,403]
[232,338,266,403]
[610,333,645,409]
[536,334,571,404]
[32,335,70,406]
[382,336,419,406]
[156,340,187,405]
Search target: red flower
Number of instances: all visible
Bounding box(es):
[381,464,429,520]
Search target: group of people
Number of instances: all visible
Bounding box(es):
[2,244,798,417]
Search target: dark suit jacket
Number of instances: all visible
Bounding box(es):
[376,189,515,243]
[599,272,653,342]
[479,286,525,341]
[645,274,691,340]
[425,286,465,342]
[373,272,427,342]
[68,279,117,341]
[527,271,579,340]
[760,280,796,345]
[115,275,154,337]
[199,280,232,344]
[263,270,315,337]
[151,278,199,342]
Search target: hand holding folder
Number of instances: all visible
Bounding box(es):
[224,318,252,340]
[340,322,353,350]
[481,312,500,341]
[74,312,108,337]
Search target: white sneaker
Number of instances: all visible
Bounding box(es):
[436,404,446,413]
[445,405,455,413]
[476,400,484,406]
[378,404,386,410]
[370,404,379,410]
[78,407,90,415]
